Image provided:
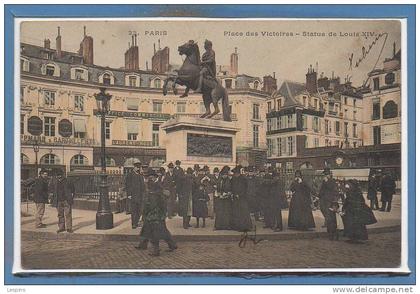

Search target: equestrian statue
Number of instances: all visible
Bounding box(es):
[163,40,231,121]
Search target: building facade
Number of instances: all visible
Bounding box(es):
[361,46,401,146]
[20,29,269,178]
[265,67,363,173]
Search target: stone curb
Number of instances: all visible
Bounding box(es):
[21,225,400,242]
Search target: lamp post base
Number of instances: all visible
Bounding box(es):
[96,212,114,230]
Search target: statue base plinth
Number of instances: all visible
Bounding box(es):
[161,116,239,169]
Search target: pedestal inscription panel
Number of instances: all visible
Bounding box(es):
[187,133,232,158]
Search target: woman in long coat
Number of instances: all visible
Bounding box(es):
[214,166,233,230]
[342,179,377,243]
[231,166,252,232]
[178,167,193,229]
[288,170,316,231]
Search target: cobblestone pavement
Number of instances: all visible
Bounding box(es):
[21,232,400,270]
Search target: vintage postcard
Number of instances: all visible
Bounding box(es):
[14,16,407,276]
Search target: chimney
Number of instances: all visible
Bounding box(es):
[79,26,94,65]
[230,47,239,75]
[306,64,318,94]
[56,27,62,58]
[146,61,149,71]
[158,39,161,50]
[44,38,51,49]
[154,43,156,54]
[263,73,277,95]
[124,33,139,70]
[393,41,396,57]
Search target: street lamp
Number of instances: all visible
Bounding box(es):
[94,87,113,230]
[32,139,40,177]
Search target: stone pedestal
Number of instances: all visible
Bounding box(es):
[161,116,239,169]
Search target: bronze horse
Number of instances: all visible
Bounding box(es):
[163,41,231,121]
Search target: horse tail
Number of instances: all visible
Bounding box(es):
[221,88,231,122]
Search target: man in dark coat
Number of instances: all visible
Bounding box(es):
[288,170,315,231]
[380,171,396,212]
[53,170,75,233]
[163,162,177,218]
[125,162,145,229]
[174,160,185,207]
[179,167,193,229]
[33,169,50,228]
[318,168,339,239]
[135,168,177,256]
[231,165,252,232]
[367,170,380,210]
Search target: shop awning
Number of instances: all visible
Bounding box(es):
[74,119,86,133]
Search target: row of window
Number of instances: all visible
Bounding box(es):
[372,100,399,120]
[266,136,295,157]
[21,58,164,88]
[21,116,161,146]
[267,96,359,115]
[21,153,117,166]
[267,114,297,132]
[21,88,169,113]
[372,73,396,91]
[304,136,359,149]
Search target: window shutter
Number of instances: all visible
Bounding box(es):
[53,65,60,77]
[127,121,139,134]
[41,64,46,75]
[281,137,287,155]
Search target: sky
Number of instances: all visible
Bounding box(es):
[21,19,401,87]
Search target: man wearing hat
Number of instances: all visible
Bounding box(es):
[33,169,50,228]
[53,170,75,233]
[318,168,339,233]
[163,162,177,218]
[125,162,146,229]
[379,171,396,212]
[136,167,177,256]
[173,160,185,215]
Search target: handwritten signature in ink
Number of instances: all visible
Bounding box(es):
[238,225,264,248]
[348,32,388,70]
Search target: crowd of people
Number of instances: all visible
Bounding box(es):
[24,161,398,256]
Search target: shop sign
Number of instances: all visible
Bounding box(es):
[58,119,73,137]
[112,140,152,147]
[94,109,171,120]
[21,134,97,147]
[27,116,43,136]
